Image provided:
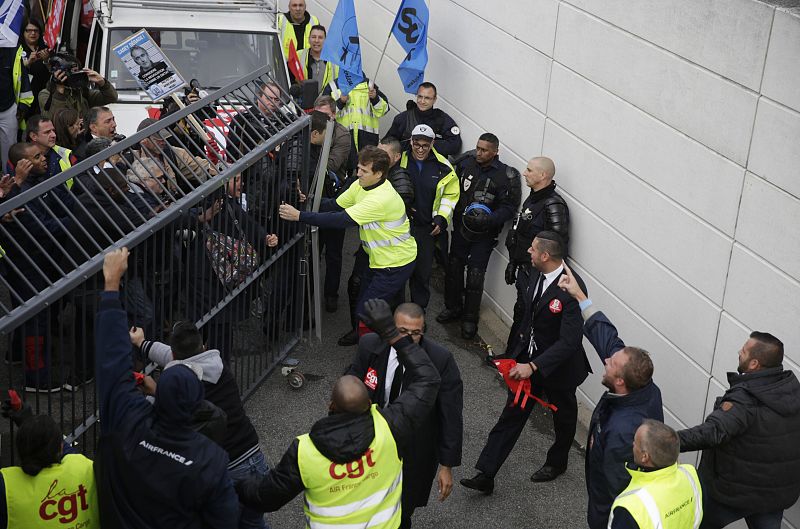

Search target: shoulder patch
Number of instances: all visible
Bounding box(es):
[451,126,460,135]
[720,401,734,412]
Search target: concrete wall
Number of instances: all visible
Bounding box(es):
[306,0,800,524]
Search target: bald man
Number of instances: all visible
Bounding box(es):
[237,299,441,527]
[503,156,570,357]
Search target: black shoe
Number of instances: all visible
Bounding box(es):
[337,329,358,346]
[460,473,494,494]
[325,296,338,313]
[530,465,566,482]
[461,322,477,339]
[436,308,461,324]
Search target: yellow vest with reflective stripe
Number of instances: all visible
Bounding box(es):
[336,179,416,269]
[335,82,389,151]
[52,145,75,189]
[609,463,703,529]
[13,46,34,108]
[297,405,403,529]
[298,49,339,90]
[400,148,460,225]
[278,13,320,58]
[0,453,100,528]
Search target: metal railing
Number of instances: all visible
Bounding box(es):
[0,66,311,463]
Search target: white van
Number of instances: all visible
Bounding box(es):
[85,0,290,135]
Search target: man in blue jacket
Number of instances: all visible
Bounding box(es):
[94,248,239,529]
[557,263,664,529]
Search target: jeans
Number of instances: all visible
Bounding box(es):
[227,449,271,529]
[700,493,783,529]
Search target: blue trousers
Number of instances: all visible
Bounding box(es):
[356,261,415,322]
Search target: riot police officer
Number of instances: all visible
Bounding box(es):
[436,133,520,339]
[503,156,569,354]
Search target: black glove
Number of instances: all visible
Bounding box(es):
[359,298,399,342]
[504,262,517,285]
[432,215,448,231]
[2,390,33,427]
[234,477,263,509]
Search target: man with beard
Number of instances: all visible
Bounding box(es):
[384,82,461,157]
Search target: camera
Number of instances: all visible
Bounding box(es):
[48,53,88,89]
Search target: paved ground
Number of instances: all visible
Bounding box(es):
[244,233,588,528]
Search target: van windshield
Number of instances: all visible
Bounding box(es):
[107,28,287,92]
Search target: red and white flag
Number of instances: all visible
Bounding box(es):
[43,0,67,48]
[286,40,305,82]
[80,0,94,29]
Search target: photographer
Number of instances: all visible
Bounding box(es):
[38,52,118,119]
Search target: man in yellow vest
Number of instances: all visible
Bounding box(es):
[399,124,459,310]
[279,145,416,333]
[26,115,76,189]
[237,298,441,528]
[278,0,320,58]
[0,399,100,528]
[608,420,703,529]
[292,25,339,94]
[336,80,389,173]
[1,45,33,169]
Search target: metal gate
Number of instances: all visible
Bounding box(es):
[0,67,311,463]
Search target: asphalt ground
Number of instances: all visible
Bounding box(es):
[244,231,589,528]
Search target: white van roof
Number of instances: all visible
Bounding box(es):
[90,0,280,32]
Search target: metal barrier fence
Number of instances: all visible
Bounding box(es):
[0,66,312,463]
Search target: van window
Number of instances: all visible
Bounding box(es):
[106,29,287,92]
[88,25,104,71]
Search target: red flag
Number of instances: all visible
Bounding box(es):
[80,0,94,29]
[287,40,305,82]
[44,0,68,49]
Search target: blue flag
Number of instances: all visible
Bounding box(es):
[391,0,429,94]
[321,0,364,95]
[0,0,24,48]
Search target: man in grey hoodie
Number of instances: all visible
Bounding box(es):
[131,322,271,529]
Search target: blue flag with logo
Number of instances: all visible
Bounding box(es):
[0,0,24,48]
[321,0,364,95]
[391,0,429,94]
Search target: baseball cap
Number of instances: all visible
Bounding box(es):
[411,124,435,140]
[137,117,173,138]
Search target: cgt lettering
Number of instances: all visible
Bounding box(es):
[330,448,376,480]
[39,482,89,523]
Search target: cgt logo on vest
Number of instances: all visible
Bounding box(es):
[330,448,377,479]
[39,479,91,524]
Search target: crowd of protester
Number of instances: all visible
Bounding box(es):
[1,1,799,529]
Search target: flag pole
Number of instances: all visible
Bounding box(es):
[370,25,394,89]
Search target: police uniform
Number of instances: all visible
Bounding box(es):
[437,150,520,338]
[504,181,569,356]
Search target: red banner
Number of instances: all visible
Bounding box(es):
[44,0,67,49]
[287,40,305,82]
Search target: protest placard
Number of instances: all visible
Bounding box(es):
[113,29,186,100]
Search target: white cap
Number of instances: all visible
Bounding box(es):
[411,124,435,139]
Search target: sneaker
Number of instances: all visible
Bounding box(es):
[62,376,95,392]
[25,384,61,394]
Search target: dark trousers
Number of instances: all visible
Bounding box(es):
[506,263,533,356]
[409,224,434,309]
[448,226,496,269]
[319,227,345,298]
[475,384,578,478]
[356,261,415,321]
[700,493,783,529]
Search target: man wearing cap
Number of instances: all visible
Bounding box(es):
[399,124,459,310]
[136,117,217,189]
[384,82,462,157]
[461,231,590,493]
[436,133,520,339]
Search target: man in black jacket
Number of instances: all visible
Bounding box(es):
[504,156,569,357]
[678,332,800,528]
[558,263,664,528]
[461,231,590,493]
[436,133,521,339]
[346,302,463,528]
[236,299,441,526]
[383,82,462,157]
